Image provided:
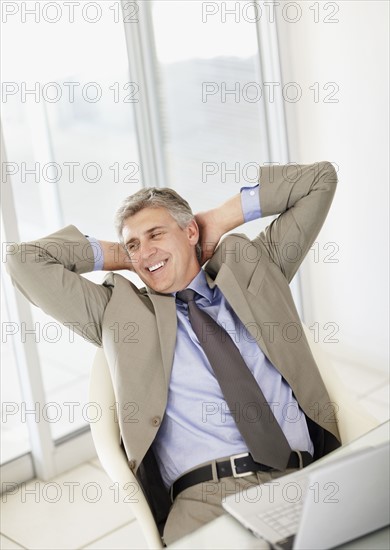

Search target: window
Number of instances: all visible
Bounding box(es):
[151,0,269,213]
[1,1,140,466]
[1,0,291,478]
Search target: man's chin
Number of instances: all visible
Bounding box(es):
[141,277,173,295]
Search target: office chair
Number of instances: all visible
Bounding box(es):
[88,349,164,549]
[301,324,379,443]
[89,324,379,549]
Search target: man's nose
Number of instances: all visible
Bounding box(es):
[140,241,157,260]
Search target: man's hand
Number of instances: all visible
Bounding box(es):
[99,241,133,271]
[195,209,225,265]
[195,193,245,265]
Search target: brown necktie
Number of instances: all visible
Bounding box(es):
[176,288,292,470]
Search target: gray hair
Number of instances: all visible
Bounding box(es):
[114,187,201,260]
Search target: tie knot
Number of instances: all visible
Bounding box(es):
[176,289,196,304]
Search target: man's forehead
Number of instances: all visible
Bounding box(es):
[122,206,176,237]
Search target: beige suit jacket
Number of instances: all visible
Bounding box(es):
[7,161,340,523]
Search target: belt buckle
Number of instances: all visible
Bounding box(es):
[230,452,254,478]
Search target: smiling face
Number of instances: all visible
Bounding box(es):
[122,206,201,294]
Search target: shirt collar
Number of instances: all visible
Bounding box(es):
[173,269,214,304]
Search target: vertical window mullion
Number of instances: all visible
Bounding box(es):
[120,0,167,187]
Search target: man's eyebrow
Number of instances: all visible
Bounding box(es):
[125,225,167,246]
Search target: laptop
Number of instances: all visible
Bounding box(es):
[222,441,389,549]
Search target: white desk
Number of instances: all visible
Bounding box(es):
[170,515,389,550]
[170,421,389,550]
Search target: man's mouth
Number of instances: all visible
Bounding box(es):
[146,260,167,273]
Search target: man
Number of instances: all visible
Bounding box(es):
[7,161,341,544]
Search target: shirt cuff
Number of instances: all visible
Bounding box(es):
[240,184,261,222]
[86,237,104,271]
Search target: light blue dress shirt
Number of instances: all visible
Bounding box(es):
[153,270,313,488]
[88,186,313,488]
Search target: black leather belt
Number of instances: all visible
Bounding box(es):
[171,451,313,501]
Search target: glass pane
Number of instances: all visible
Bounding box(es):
[151,0,269,213]
[2,1,141,240]
[1,1,141,441]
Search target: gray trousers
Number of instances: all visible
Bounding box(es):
[163,465,297,545]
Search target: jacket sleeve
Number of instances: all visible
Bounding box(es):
[6,224,112,347]
[255,161,338,282]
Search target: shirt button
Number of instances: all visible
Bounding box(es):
[128,459,136,470]
[249,190,255,196]
[152,416,161,427]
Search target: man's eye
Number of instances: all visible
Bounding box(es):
[151,232,162,238]
[126,243,138,253]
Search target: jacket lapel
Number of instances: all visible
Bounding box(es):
[205,264,273,363]
[147,292,177,387]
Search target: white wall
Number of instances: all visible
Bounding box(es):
[276,1,389,373]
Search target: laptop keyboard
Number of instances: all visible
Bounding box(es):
[258,500,302,538]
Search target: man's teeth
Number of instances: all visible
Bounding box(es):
[148,261,165,272]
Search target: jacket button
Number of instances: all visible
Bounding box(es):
[128,459,136,470]
[152,416,161,427]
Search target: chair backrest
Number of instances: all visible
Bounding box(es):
[88,327,379,547]
[301,324,379,444]
[89,348,163,549]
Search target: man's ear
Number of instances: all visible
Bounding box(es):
[186,219,200,245]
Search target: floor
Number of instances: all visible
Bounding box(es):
[1,364,389,550]
[0,457,148,550]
